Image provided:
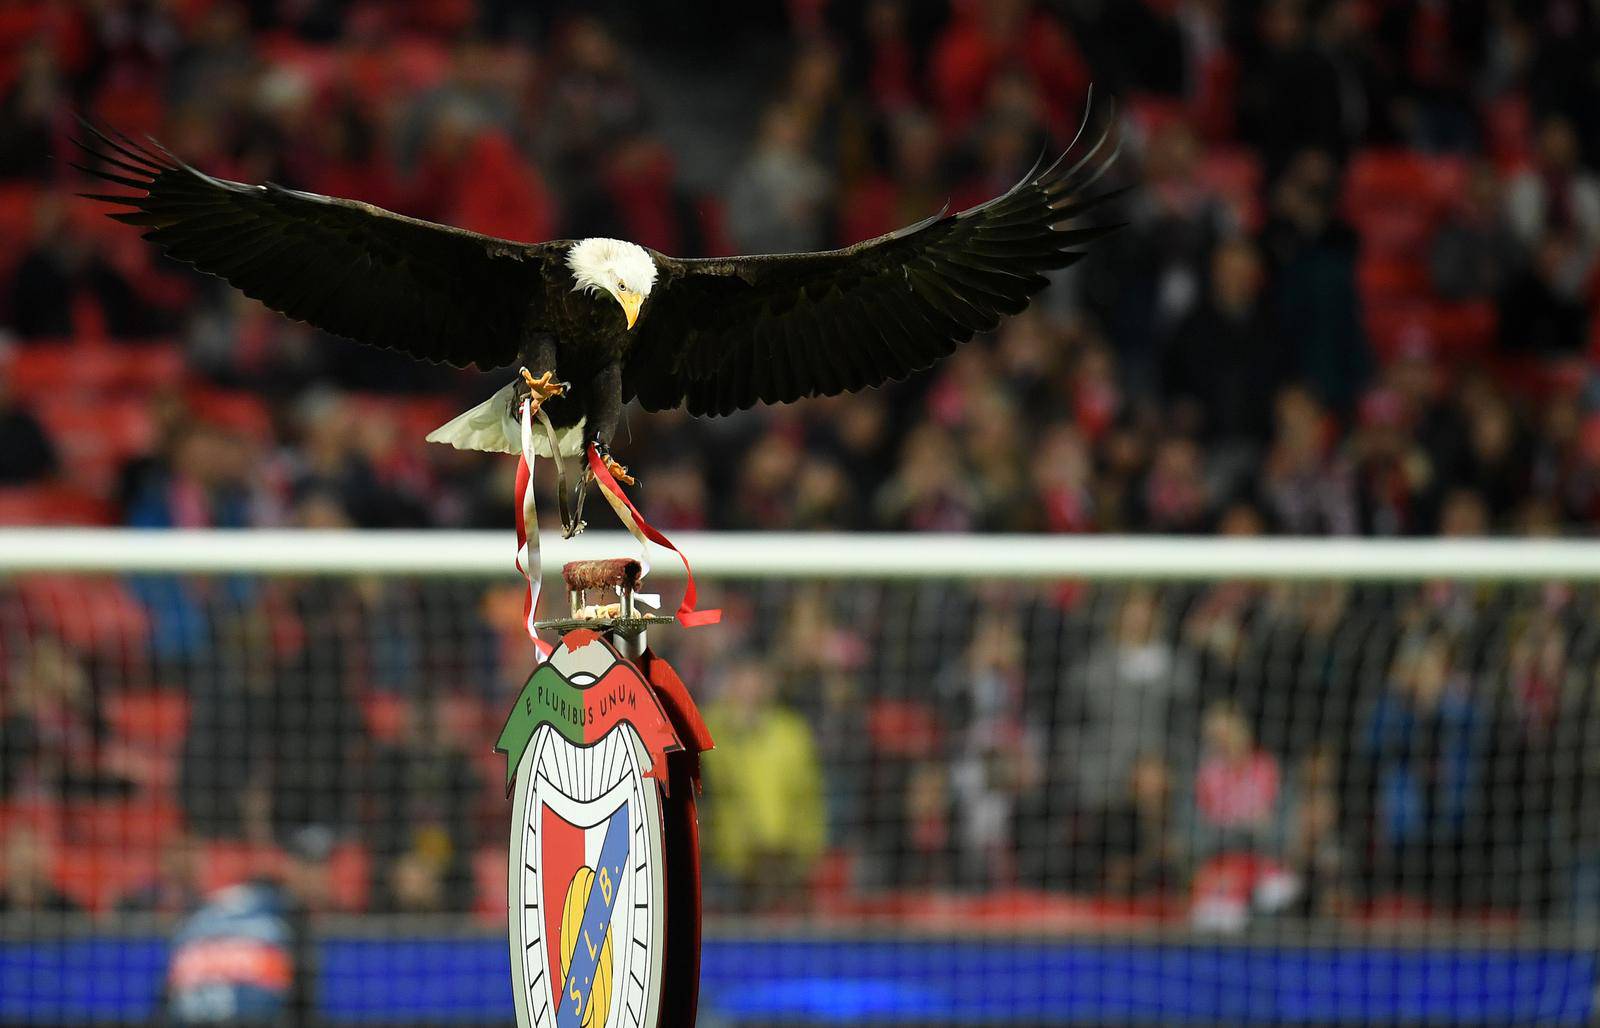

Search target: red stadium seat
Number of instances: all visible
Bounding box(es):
[68,795,182,848]
[1365,300,1497,361]
[362,691,408,743]
[1484,93,1533,171]
[17,573,148,656]
[35,396,157,495]
[0,5,50,51]
[327,841,371,912]
[1345,151,1468,212]
[184,388,275,443]
[55,843,160,913]
[47,797,178,911]
[1431,300,1498,355]
[0,485,112,525]
[1350,205,1436,256]
[867,699,942,757]
[105,690,190,749]
[198,840,285,895]
[1199,148,1263,230]
[1127,94,1189,138]
[1358,256,1432,304]
[7,341,186,402]
[0,182,40,273]
[1344,150,1467,258]
[0,797,66,840]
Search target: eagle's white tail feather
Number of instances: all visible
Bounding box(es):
[424,382,587,458]
[425,382,520,454]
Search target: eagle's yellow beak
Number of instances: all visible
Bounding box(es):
[617,289,643,330]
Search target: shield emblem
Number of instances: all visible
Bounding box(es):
[501,632,683,1028]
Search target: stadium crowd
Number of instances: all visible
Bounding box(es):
[3,0,1600,927]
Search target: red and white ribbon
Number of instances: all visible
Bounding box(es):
[586,445,721,627]
[514,399,553,661]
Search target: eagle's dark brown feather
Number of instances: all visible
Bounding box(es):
[72,120,555,371]
[622,95,1124,416]
[72,94,1123,446]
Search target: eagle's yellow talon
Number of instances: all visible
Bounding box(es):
[517,368,567,416]
[605,457,635,486]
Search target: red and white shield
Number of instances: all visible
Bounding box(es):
[507,638,667,1028]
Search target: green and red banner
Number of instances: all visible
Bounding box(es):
[495,640,684,794]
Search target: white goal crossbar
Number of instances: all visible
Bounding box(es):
[0,528,1596,581]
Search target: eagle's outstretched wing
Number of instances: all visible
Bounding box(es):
[624,96,1124,416]
[73,122,555,370]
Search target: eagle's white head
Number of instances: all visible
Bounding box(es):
[567,238,657,329]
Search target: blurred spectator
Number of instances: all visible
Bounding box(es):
[1309,0,1388,148]
[9,199,164,340]
[439,128,556,245]
[117,831,204,916]
[1136,435,1212,533]
[874,422,980,531]
[1505,116,1600,262]
[369,694,480,914]
[0,827,76,913]
[542,17,647,187]
[1030,422,1096,533]
[590,134,709,256]
[1260,149,1369,415]
[0,372,57,485]
[163,827,326,1025]
[1556,663,1600,921]
[702,657,825,910]
[1259,386,1355,535]
[1,637,132,799]
[1278,744,1350,917]
[1360,631,1485,903]
[178,598,273,838]
[898,760,955,887]
[941,614,1043,887]
[840,107,946,243]
[928,0,1089,140]
[1101,121,1236,391]
[0,41,61,180]
[288,394,431,529]
[1347,388,1436,536]
[1097,753,1188,898]
[726,103,833,255]
[264,578,371,841]
[813,392,892,505]
[732,428,805,530]
[1437,395,1528,525]
[1431,162,1518,301]
[1193,700,1282,858]
[1163,238,1290,445]
[1436,487,1490,537]
[1236,0,1350,175]
[1498,230,1591,357]
[126,424,255,529]
[1065,587,1198,811]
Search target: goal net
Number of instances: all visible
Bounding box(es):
[0,530,1596,1024]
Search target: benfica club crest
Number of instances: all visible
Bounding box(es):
[496,561,712,1028]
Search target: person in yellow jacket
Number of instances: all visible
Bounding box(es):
[702,655,825,911]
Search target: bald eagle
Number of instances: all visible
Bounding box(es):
[74,99,1120,492]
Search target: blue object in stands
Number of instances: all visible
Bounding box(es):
[0,934,1594,1024]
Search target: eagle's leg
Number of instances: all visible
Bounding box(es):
[508,335,567,418]
[516,367,567,415]
[583,362,634,486]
